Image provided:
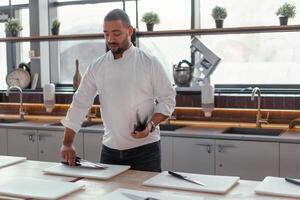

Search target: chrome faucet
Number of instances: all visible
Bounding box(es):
[251,87,268,128]
[6,85,26,120]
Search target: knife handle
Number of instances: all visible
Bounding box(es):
[285,177,300,186]
[168,171,185,179]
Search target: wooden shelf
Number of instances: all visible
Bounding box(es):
[0,25,300,42]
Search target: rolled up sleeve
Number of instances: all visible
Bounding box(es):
[151,57,176,116]
[61,64,97,133]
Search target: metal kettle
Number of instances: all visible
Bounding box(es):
[173,60,194,87]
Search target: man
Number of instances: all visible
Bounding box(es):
[60,9,176,172]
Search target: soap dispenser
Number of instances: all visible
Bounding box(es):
[43,83,55,112]
[200,79,214,117]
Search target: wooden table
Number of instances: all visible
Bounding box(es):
[0,160,295,200]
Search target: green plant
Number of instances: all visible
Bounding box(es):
[5,18,23,35]
[211,6,227,20]
[52,18,61,29]
[276,3,296,18]
[142,11,160,25]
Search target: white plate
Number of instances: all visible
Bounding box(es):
[143,171,239,194]
[0,177,84,200]
[255,176,300,198]
[0,156,26,168]
[43,163,130,180]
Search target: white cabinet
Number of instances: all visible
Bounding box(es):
[0,128,7,155]
[83,132,103,163]
[7,128,38,160]
[38,130,83,162]
[280,143,300,178]
[216,140,279,181]
[161,136,173,171]
[173,137,215,174]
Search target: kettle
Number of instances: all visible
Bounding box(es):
[173,60,194,87]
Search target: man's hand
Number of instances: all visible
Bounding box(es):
[131,122,152,139]
[60,144,76,166]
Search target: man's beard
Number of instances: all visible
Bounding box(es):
[112,47,125,54]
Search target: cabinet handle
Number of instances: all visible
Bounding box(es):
[195,143,213,154]
[217,144,236,152]
[28,134,35,142]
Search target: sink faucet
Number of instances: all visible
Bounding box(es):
[6,85,26,120]
[251,87,268,128]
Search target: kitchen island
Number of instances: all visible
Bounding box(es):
[0,160,297,200]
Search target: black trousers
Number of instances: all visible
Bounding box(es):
[100,141,161,172]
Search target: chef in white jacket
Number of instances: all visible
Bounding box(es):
[60,9,176,172]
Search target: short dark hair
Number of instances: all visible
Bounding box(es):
[104,9,131,27]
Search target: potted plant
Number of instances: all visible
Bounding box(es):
[276,3,296,25]
[142,11,160,31]
[5,18,23,37]
[211,6,227,28]
[51,18,61,35]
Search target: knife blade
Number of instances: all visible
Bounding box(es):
[168,171,205,186]
[285,177,300,186]
[121,192,159,200]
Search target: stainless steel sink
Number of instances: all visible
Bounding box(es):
[0,119,25,123]
[159,124,186,131]
[48,121,100,127]
[222,127,284,136]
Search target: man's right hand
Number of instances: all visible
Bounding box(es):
[60,144,76,166]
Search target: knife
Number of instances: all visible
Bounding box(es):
[121,192,159,200]
[168,171,205,186]
[285,177,300,186]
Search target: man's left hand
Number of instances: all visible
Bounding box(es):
[131,122,152,138]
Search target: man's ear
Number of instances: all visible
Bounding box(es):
[128,25,134,37]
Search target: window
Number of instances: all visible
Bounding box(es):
[57,2,122,83]
[0,23,7,90]
[200,0,300,85]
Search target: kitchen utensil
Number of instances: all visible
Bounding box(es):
[168,171,205,186]
[173,59,194,87]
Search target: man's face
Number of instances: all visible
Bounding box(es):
[103,20,132,54]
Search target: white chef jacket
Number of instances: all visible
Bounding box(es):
[62,45,176,150]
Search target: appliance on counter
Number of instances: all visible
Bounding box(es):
[173,37,222,117]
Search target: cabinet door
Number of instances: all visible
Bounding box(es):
[216,140,279,181]
[161,136,173,171]
[38,130,84,162]
[280,143,300,178]
[0,128,7,155]
[83,132,103,163]
[7,128,38,160]
[173,137,215,174]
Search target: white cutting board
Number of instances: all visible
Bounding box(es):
[255,176,300,198]
[43,163,130,179]
[0,177,84,200]
[102,188,204,200]
[0,156,26,168]
[143,171,239,194]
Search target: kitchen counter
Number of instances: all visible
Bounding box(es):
[0,160,296,200]
[1,116,300,143]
